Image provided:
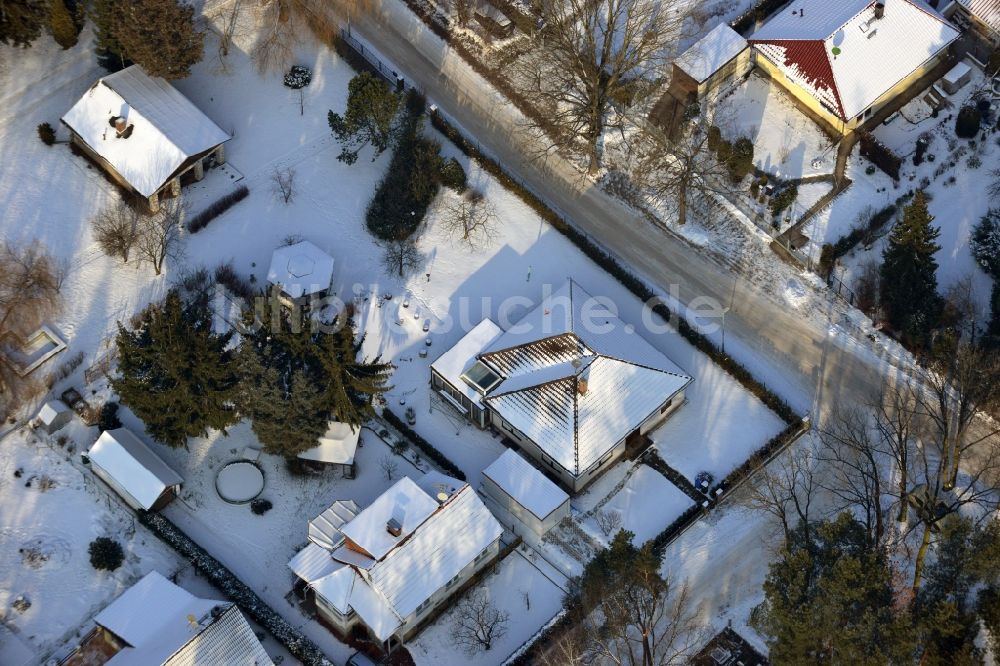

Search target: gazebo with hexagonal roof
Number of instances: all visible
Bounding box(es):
[266,240,335,306]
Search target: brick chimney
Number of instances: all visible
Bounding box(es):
[114,117,127,136]
[874,1,885,19]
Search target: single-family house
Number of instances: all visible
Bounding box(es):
[36,400,73,434]
[431,279,692,492]
[481,448,570,537]
[60,571,272,666]
[62,65,230,213]
[86,428,183,511]
[296,421,361,478]
[288,472,503,650]
[748,0,959,134]
[266,240,336,307]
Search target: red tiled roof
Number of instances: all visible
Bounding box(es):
[750,39,847,119]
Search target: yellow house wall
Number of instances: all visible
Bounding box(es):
[752,48,950,135]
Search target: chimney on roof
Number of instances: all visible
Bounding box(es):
[874,1,885,19]
[386,517,402,537]
[577,367,590,396]
[114,117,127,135]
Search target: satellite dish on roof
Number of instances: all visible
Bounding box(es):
[437,492,449,502]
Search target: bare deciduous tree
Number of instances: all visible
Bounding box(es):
[744,447,820,546]
[213,0,244,64]
[518,0,689,173]
[441,189,498,248]
[636,119,737,226]
[136,199,185,275]
[451,590,509,655]
[596,508,623,538]
[380,238,422,277]
[873,382,921,522]
[92,197,142,264]
[0,241,63,419]
[379,453,398,481]
[537,625,590,666]
[817,407,890,548]
[271,167,296,204]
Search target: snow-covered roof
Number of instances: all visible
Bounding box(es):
[289,542,341,583]
[339,477,439,561]
[430,319,504,408]
[61,66,229,197]
[958,0,1000,33]
[88,428,183,510]
[309,499,361,550]
[476,280,691,476]
[94,571,271,666]
[483,449,569,521]
[297,422,360,465]
[364,484,502,630]
[266,241,335,300]
[675,24,748,83]
[37,399,70,426]
[749,0,958,120]
[308,474,503,642]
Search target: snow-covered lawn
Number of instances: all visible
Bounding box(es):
[578,465,696,546]
[716,72,838,180]
[0,423,182,663]
[408,547,566,666]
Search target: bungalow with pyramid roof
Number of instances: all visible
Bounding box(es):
[748,0,958,134]
[431,279,692,492]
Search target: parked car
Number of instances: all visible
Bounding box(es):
[347,652,380,666]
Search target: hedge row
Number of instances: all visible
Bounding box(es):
[730,0,789,34]
[642,449,702,502]
[649,503,704,558]
[710,418,808,496]
[829,202,898,260]
[188,185,250,233]
[382,408,467,481]
[430,111,799,426]
[859,132,902,181]
[137,510,334,666]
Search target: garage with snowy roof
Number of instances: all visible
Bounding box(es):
[482,448,570,537]
[748,0,958,134]
[86,428,183,511]
[61,65,230,212]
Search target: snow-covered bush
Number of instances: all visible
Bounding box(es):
[969,155,983,170]
[89,537,124,571]
[971,209,1000,278]
[250,498,272,515]
[956,105,981,139]
[283,65,312,89]
[98,402,122,431]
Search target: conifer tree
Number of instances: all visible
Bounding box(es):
[0,0,46,47]
[880,191,942,346]
[328,72,401,164]
[761,513,914,665]
[112,291,239,447]
[237,292,393,456]
[93,0,203,79]
[47,0,78,49]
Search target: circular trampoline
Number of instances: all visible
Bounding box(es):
[215,460,265,504]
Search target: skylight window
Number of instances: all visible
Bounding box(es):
[461,361,502,394]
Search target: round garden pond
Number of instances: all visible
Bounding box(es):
[215,460,265,504]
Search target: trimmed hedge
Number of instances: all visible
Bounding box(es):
[859,132,902,180]
[828,202,898,260]
[188,185,249,233]
[711,418,808,496]
[730,0,789,34]
[383,408,467,481]
[138,510,333,666]
[430,111,799,426]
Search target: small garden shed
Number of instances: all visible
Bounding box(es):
[86,428,183,511]
[481,448,570,537]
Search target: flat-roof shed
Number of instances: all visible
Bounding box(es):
[482,448,570,537]
[87,428,183,511]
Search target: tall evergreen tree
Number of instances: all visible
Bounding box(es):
[880,191,942,346]
[112,290,239,447]
[237,291,394,456]
[761,513,914,665]
[92,0,203,79]
[328,72,401,165]
[0,0,46,47]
